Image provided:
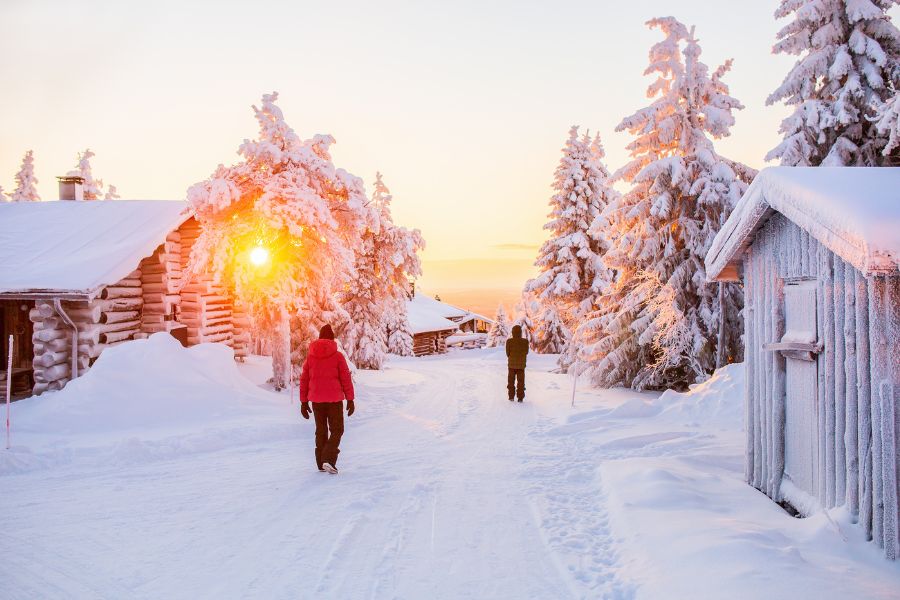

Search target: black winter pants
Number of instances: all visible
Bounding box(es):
[313,402,344,468]
[507,368,525,400]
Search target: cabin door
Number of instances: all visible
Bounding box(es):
[782,280,819,497]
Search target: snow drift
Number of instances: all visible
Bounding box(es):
[4,333,295,473]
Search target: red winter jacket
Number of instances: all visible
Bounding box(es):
[299,339,355,403]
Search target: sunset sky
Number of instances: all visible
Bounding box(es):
[3,1,894,314]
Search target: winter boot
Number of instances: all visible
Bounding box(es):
[323,462,338,475]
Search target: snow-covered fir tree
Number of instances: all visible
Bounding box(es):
[187,92,370,389]
[11,150,40,202]
[578,18,754,390]
[766,0,900,166]
[341,172,424,369]
[72,148,116,200]
[526,127,617,324]
[532,303,568,354]
[0,185,7,202]
[487,304,510,347]
[104,185,120,200]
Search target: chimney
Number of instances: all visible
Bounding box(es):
[57,173,85,201]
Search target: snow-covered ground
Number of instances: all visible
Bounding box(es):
[2,335,899,599]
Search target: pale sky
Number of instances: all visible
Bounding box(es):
[2,1,892,302]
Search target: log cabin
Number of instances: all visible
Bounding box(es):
[706,167,900,559]
[407,293,460,356]
[0,178,250,398]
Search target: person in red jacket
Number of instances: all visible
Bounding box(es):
[299,324,355,474]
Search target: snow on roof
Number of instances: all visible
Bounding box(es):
[0,200,191,298]
[706,167,900,280]
[411,293,468,319]
[407,293,461,334]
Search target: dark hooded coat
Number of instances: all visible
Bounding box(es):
[505,325,529,369]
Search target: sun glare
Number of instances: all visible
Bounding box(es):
[249,245,270,266]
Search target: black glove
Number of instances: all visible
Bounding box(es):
[300,401,311,420]
[346,400,355,417]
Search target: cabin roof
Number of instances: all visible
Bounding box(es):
[407,293,461,334]
[0,200,191,298]
[706,167,900,281]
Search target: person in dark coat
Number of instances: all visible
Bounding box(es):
[506,324,529,402]
[299,324,355,474]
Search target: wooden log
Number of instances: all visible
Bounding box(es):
[141,282,168,294]
[33,317,63,331]
[48,380,65,392]
[99,298,143,312]
[100,286,143,299]
[78,343,105,359]
[187,332,232,345]
[99,330,137,344]
[114,277,142,288]
[43,363,70,382]
[32,303,56,319]
[34,328,67,343]
[100,310,140,325]
[101,320,141,334]
[59,305,102,324]
[35,351,70,369]
[33,382,49,395]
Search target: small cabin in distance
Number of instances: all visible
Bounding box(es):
[706,167,900,559]
[0,179,250,398]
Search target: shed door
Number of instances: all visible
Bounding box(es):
[782,280,819,497]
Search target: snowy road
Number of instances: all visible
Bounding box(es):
[3,347,899,599]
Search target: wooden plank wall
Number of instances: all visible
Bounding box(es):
[745,213,900,559]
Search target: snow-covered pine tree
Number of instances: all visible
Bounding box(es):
[341,172,424,369]
[104,185,120,200]
[578,18,754,390]
[533,303,568,354]
[487,304,510,347]
[187,92,370,389]
[73,149,113,200]
[767,0,900,166]
[11,150,40,202]
[0,185,7,202]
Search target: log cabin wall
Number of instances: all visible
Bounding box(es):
[744,213,900,559]
[175,218,235,348]
[412,331,453,356]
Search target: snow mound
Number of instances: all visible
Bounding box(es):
[654,363,744,428]
[4,334,294,473]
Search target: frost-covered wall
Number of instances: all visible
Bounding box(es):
[744,213,899,559]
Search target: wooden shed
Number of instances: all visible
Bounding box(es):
[0,199,251,397]
[706,167,900,559]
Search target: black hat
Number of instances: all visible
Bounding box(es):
[319,324,335,340]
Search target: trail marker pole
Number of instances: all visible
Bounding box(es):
[6,335,13,449]
[570,367,578,408]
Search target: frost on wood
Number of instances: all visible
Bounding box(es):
[576,17,753,391]
[486,304,510,348]
[11,150,40,202]
[766,0,900,166]
[187,92,370,388]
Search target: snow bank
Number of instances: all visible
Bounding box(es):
[3,334,294,473]
[653,362,744,428]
